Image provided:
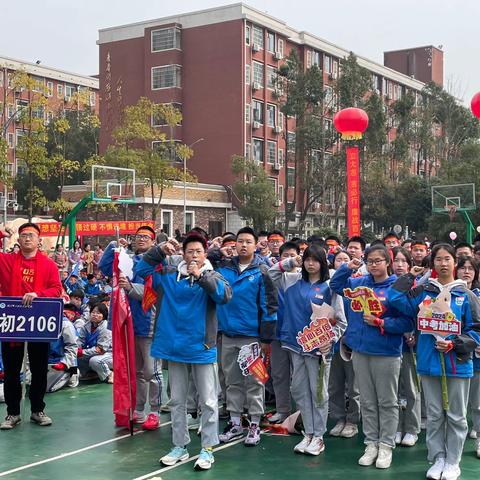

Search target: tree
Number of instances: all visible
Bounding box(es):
[231,155,277,231]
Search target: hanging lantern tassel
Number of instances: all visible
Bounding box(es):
[439,352,449,411]
[316,356,326,405]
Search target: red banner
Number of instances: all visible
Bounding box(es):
[346,146,360,237]
[35,221,155,237]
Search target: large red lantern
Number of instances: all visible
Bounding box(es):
[333,107,369,140]
[471,92,480,119]
[333,107,369,237]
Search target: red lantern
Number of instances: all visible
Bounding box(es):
[471,92,480,119]
[333,108,369,140]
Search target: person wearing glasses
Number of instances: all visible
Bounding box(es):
[0,223,62,430]
[99,225,164,431]
[330,244,414,469]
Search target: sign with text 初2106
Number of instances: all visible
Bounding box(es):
[0,297,63,342]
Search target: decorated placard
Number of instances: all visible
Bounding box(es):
[417,292,461,337]
[237,342,269,384]
[343,287,386,316]
[297,303,336,353]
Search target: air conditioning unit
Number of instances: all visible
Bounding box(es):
[274,198,281,207]
[273,161,282,170]
[252,43,261,52]
[274,51,283,60]
[253,121,261,129]
[252,82,262,91]
[274,125,282,134]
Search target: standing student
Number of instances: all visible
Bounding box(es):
[331,245,413,469]
[389,244,480,480]
[0,223,63,430]
[269,246,346,455]
[391,247,421,447]
[68,240,83,272]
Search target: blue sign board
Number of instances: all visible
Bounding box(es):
[0,297,63,342]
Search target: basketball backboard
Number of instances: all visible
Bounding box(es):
[431,183,475,213]
[91,165,136,204]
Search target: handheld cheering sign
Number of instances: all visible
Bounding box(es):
[237,342,269,384]
[296,303,336,353]
[343,287,386,316]
[0,297,63,342]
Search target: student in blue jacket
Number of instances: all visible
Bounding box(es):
[389,243,480,480]
[136,233,232,471]
[331,244,413,470]
[269,245,346,456]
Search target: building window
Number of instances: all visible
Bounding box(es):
[245,103,251,123]
[185,211,194,233]
[267,141,276,164]
[15,129,26,149]
[278,148,284,165]
[57,84,64,98]
[8,104,15,120]
[252,25,264,49]
[152,65,181,89]
[245,142,251,158]
[278,111,285,129]
[312,51,321,67]
[245,64,251,85]
[152,102,182,126]
[324,55,332,74]
[287,167,295,187]
[245,26,251,45]
[7,133,14,149]
[64,85,75,100]
[89,92,96,107]
[324,85,334,106]
[287,131,296,152]
[332,60,338,79]
[46,81,53,97]
[252,62,264,86]
[32,105,44,120]
[278,184,284,204]
[31,76,44,93]
[252,100,264,124]
[252,138,264,162]
[267,104,276,127]
[267,32,275,53]
[268,178,276,195]
[161,210,173,237]
[15,99,28,120]
[266,66,276,89]
[306,51,312,69]
[151,27,181,51]
[277,38,284,57]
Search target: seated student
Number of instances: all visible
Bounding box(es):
[69,289,89,329]
[84,274,102,298]
[64,272,82,294]
[77,303,113,384]
[78,269,88,289]
[46,305,79,393]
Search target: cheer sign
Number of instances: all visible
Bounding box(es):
[0,297,63,342]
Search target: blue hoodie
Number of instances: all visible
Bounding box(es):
[330,264,413,356]
[216,255,277,342]
[388,274,480,377]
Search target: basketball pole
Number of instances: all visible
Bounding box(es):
[462,211,475,245]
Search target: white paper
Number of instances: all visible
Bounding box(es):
[118,248,134,280]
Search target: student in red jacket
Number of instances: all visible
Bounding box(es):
[0,223,62,430]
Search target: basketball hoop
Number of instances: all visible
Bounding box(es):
[446,205,457,222]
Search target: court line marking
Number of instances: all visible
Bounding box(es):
[132,437,246,480]
[0,421,172,478]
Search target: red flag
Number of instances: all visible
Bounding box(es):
[142,275,157,313]
[111,250,136,430]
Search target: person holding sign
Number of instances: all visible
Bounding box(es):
[0,223,62,430]
[268,245,346,455]
[389,243,480,480]
[330,245,414,469]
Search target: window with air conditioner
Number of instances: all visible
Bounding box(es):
[151,27,181,51]
[252,25,264,49]
[267,104,276,127]
[152,65,182,89]
[267,141,276,164]
[252,138,264,162]
[253,62,264,86]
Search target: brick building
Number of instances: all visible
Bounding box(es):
[97,3,441,235]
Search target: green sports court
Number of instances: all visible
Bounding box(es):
[0,381,479,480]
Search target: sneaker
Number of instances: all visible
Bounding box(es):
[219,421,245,443]
[142,413,160,431]
[268,412,289,424]
[401,433,418,447]
[134,411,146,424]
[244,423,261,446]
[107,372,114,384]
[304,436,325,455]
[194,448,215,470]
[160,446,189,466]
[0,415,21,430]
[395,431,403,445]
[329,420,345,437]
[30,411,52,426]
[469,429,477,439]
[160,403,171,413]
[441,463,461,480]
[475,439,480,458]
[340,422,358,438]
[68,373,79,388]
[187,413,200,431]
[358,443,378,466]
[426,458,445,480]
[294,434,313,453]
[375,444,392,469]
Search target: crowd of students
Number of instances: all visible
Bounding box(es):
[0,224,479,479]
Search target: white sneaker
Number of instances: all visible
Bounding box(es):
[401,433,418,447]
[67,373,79,388]
[469,428,477,439]
[426,458,445,480]
[395,431,403,445]
[160,446,189,466]
[329,420,345,437]
[358,444,378,466]
[340,422,358,438]
[441,463,460,480]
[268,412,289,424]
[294,434,312,453]
[304,436,325,456]
[194,448,214,470]
[375,444,392,469]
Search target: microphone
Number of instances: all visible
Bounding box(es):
[189,261,197,287]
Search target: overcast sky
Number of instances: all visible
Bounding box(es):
[1,0,479,103]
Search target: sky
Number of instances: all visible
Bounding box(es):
[1,0,479,103]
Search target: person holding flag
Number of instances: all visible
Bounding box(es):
[99,225,163,431]
[0,223,62,430]
[136,233,232,470]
